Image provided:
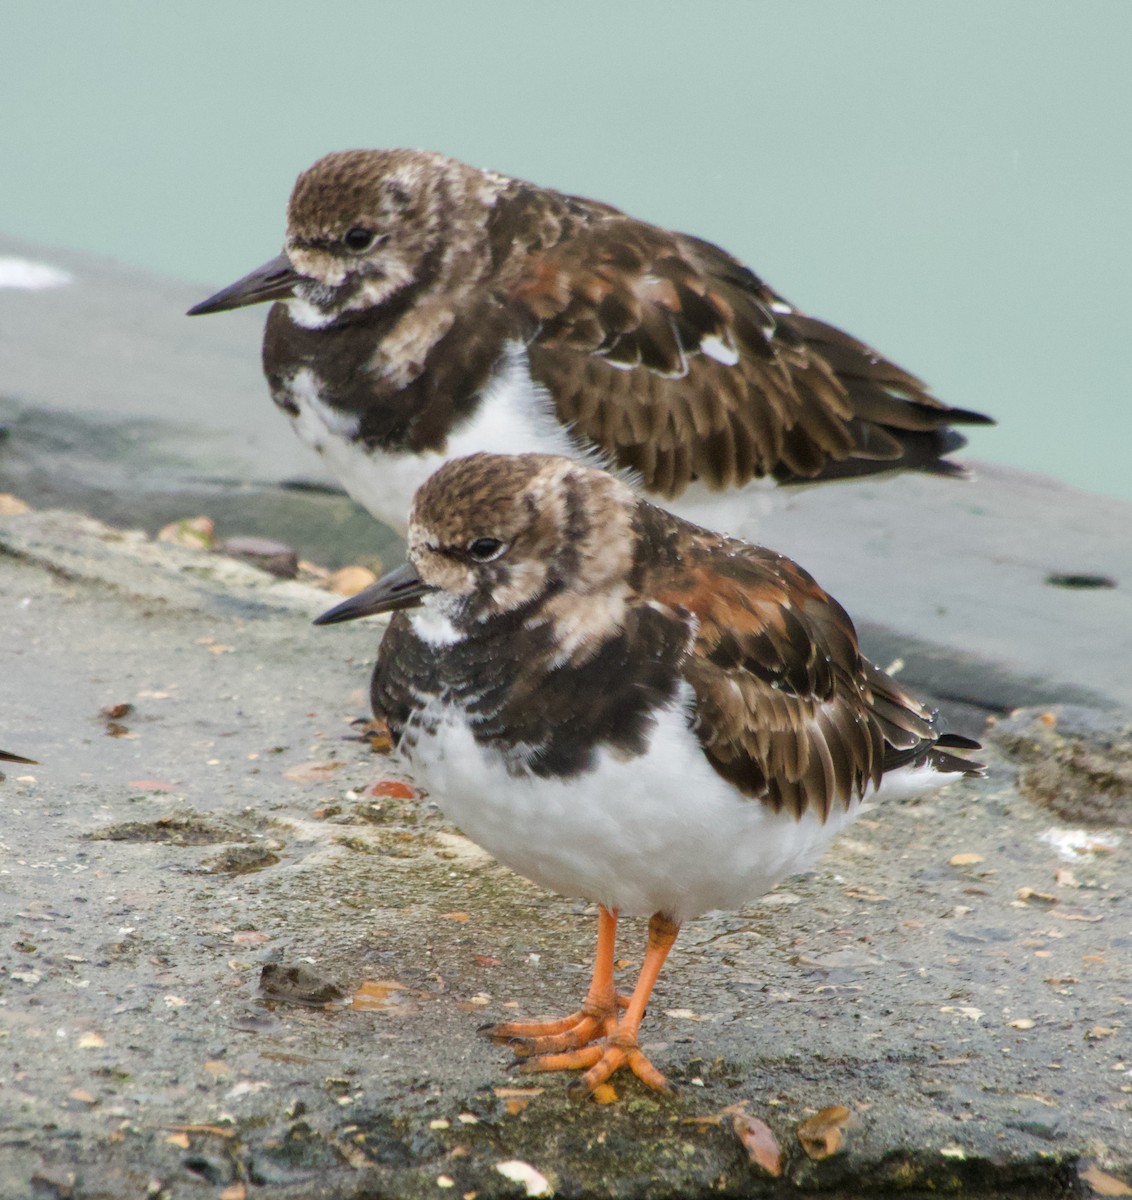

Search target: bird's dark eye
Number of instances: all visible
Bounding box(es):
[343,227,377,252]
[467,537,506,562]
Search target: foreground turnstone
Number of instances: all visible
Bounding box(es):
[190,149,992,538]
[314,453,983,1096]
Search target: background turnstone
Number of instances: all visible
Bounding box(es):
[314,452,984,1096]
[190,149,993,539]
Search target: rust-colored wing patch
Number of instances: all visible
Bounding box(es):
[651,536,943,821]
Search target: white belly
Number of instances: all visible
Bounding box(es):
[282,342,792,539]
[405,691,860,923]
[283,345,583,534]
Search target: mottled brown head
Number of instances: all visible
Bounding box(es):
[283,148,504,313]
[407,453,638,621]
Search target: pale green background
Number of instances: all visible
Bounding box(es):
[2,0,1129,501]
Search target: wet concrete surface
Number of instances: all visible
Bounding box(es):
[1,237,1131,1196]
[2,509,1130,1198]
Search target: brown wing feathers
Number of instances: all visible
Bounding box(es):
[502,195,989,495]
[652,542,966,821]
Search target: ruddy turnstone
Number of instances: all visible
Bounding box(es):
[314,452,983,1097]
[189,149,992,538]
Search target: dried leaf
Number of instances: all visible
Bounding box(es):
[165,1131,191,1149]
[1086,1026,1118,1040]
[367,780,415,799]
[682,1101,752,1127]
[442,911,471,922]
[77,1032,105,1049]
[126,779,176,791]
[797,1105,850,1160]
[1016,886,1058,905]
[732,1113,784,1176]
[1053,910,1103,923]
[842,886,888,902]
[159,515,215,549]
[285,759,348,783]
[1081,1163,1132,1196]
[329,565,379,597]
[495,1086,544,1115]
[0,493,31,515]
[949,853,984,867]
[231,931,270,946]
[195,637,234,655]
[1008,1018,1036,1030]
[940,1005,984,1021]
[350,979,408,1011]
[166,1123,236,1139]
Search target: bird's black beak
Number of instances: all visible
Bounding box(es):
[187,252,299,315]
[313,562,436,626]
[0,750,37,765]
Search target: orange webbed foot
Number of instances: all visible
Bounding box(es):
[520,1035,677,1099]
[482,909,682,1102]
[482,905,626,1056]
[480,993,629,1055]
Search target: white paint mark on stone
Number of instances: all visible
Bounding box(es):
[0,257,74,290]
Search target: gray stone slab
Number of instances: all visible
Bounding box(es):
[0,234,320,488]
[2,508,1130,1198]
[759,465,1132,716]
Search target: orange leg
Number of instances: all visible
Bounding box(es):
[481,906,629,1055]
[518,911,681,1098]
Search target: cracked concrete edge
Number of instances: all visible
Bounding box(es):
[0,508,349,624]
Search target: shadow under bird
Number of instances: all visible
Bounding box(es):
[0,751,37,764]
[190,149,993,539]
[314,452,983,1098]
